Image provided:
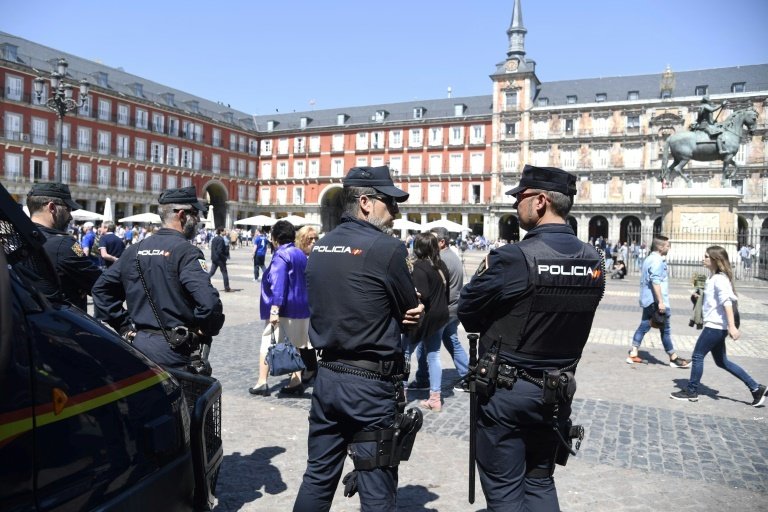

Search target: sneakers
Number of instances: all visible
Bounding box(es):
[408,380,430,391]
[751,384,767,407]
[626,351,643,364]
[453,380,470,393]
[670,389,698,402]
[669,357,691,369]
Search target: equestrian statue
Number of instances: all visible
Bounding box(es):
[661,100,758,185]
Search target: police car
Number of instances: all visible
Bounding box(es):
[0,183,221,511]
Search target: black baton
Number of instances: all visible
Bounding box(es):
[467,333,479,504]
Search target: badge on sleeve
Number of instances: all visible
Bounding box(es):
[475,255,489,276]
[198,259,208,272]
[71,242,85,257]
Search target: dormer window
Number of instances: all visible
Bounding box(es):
[454,104,466,116]
[1,43,18,62]
[413,107,425,120]
[537,98,549,107]
[131,83,144,98]
[731,82,745,93]
[627,90,639,101]
[222,111,234,124]
[300,117,311,129]
[695,85,708,96]
[595,93,607,103]
[373,110,388,122]
[660,90,671,99]
[337,114,347,126]
[267,120,276,132]
[566,95,577,104]
[94,71,109,88]
[163,93,175,106]
[185,100,200,114]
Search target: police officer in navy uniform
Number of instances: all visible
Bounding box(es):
[92,186,224,370]
[458,165,605,511]
[293,166,424,512]
[26,182,102,310]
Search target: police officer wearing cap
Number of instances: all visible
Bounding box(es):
[26,182,102,310]
[293,166,424,512]
[458,165,605,511]
[92,186,224,370]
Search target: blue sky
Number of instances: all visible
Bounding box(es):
[3,0,767,115]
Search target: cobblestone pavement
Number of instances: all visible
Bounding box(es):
[199,245,768,511]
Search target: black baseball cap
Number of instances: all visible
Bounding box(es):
[27,182,82,210]
[343,166,409,202]
[158,186,208,214]
[505,164,577,198]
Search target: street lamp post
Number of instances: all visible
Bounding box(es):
[34,58,89,183]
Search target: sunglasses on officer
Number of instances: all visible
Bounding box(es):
[355,194,398,208]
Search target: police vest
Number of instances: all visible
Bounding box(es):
[483,236,604,360]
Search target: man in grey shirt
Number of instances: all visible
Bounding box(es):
[411,227,470,390]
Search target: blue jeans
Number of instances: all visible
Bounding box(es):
[687,327,758,394]
[632,304,675,355]
[405,327,444,392]
[415,318,469,381]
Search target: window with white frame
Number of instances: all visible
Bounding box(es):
[356,132,368,150]
[212,128,221,147]
[5,75,22,101]
[731,82,746,93]
[595,93,607,103]
[428,183,441,203]
[248,160,256,178]
[389,130,402,149]
[98,99,111,121]
[56,161,69,183]
[98,131,111,155]
[117,104,129,125]
[428,127,443,146]
[152,113,165,133]
[135,109,148,129]
[278,138,289,155]
[117,168,129,190]
[193,150,202,170]
[4,112,21,140]
[564,118,578,134]
[169,117,179,137]
[626,115,640,129]
[237,159,246,177]
[166,175,177,190]
[409,128,423,147]
[77,163,91,186]
[331,158,344,177]
[237,184,246,201]
[260,187,271,205]
[470,125,484,144]
[293,186,304,205]
[624,146,642,167]
[194,123,203,142]
[238,136,246,152]
[355,156,368,167]
[276,187,287,205]
[247,139,257,155]
[61,123,70,149]
[429,154,442,174]
[309,136,320,153]
[32,83,48,105]
[117,135,130,158]
[532,148,549,167]
[180,177,191,188]
[408,155,422,175]
[294,136,305,153]
[470,152,484,173]
[212,154,221,174]
[261,139,272,155]
[229,133,237,150]
[78,96,91,117]
[471,183,482,204]
[151,173,162,193]
[135,139,146,161]
[454,104,466,116]
[31,118,47,145]
[228,157,236,176]
[566,95,577,104]
[135,171,146,192]
[505,90,517,110]
[151,142,165,164]
[560,148,577,169]
[505,123,516,137]
[309,159,319,177]
[593,117,608,135]
[533,120,548,138]
[389,156,402,175]
[501,151,518,172]
[413,107,425,120]
[449,182,462,203]
[261,161,272,179]
[167,146,178,166]
[77,127,91,152]
[592,147,610,168]
[695,85,708,96]
[627,91,639,101]
[371,131,385,149]
[408,183,421,202]
[371,155,384,167]
[4,153,21,180]
[450,126,464,145]
[449,153,463,174]
[277,162,288,179]
[336,114,346,126]
[248,185,256,202]
[332,133,344,152]
[735,141,750,163]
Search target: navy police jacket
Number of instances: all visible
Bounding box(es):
[93,228,224,336]
[306,215,419,360]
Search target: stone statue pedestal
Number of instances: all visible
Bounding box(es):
[657,188,742,274]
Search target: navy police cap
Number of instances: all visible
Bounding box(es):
[27,182,82,210]
[343,166,409,202]
[505,164,577,197]
[158,186,208,214]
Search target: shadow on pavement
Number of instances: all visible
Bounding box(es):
[213,446,287,510]
[396,484,440,511]
[669,377,750,405]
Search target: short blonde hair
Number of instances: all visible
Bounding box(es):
[296,225,318,255]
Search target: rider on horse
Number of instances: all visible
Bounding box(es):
[691,95,728,155]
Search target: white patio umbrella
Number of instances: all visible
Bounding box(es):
[234,215,276,226]
[202,205,215,228]
[277,215,313,226]
[102,197,113,223]
[118,212,162,224]
[422,219,470,233]
[392,218,423,231]
[71,209,104,222]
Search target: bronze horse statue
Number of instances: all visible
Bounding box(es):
[661,107,758,184]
